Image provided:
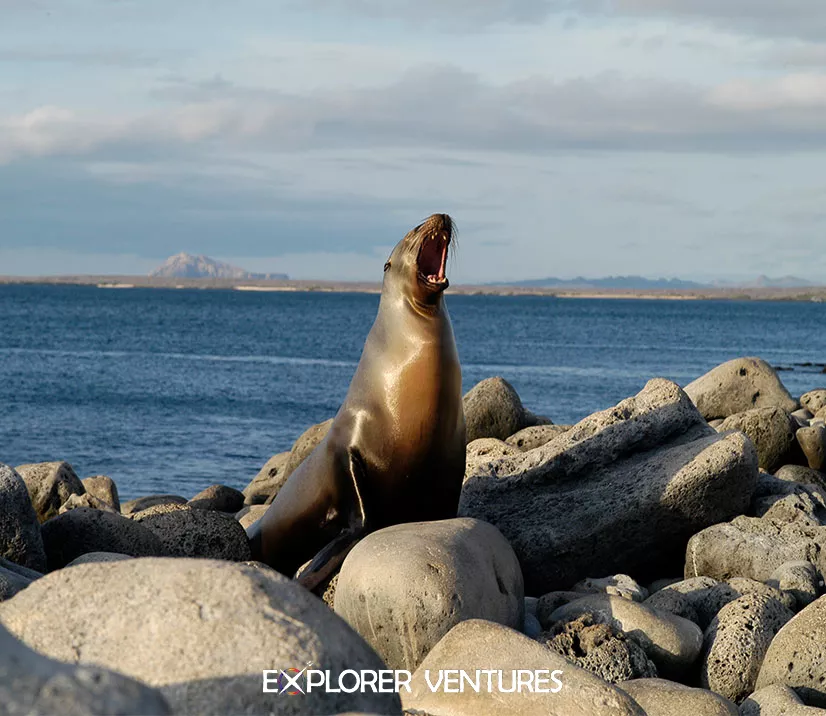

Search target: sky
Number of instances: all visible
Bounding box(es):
[1,1,825,283]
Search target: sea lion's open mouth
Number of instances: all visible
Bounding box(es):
[417,233,450,291]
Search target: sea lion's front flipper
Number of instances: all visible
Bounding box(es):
[295,449,368,593]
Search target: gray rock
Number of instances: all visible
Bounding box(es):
[767,561,820,610]
[524,595,538,616]
[81,475,120,511]
[702,593,794,703]
[187,484,244,513]
[797,425,826,471]
[643,588,700,625]
[620,678,738,716]
[402,619,645,716]
[334,518,524,671]
[0,563,36,601]
[792,408,815,428]
[505,424,569,451]
[0,558,399,716]
[773,465,826,490]
[756,594,826,707]
[121,494,187,515]
[648,577,683,593]
[572,574,649,602]
[66,552,134,566]
[536,591,585,628]
[460,379,758,594]
[40,508,165,570]
[717,408,795,473]
[685,516,826,584]
[0,621,170,716]
[242,452,290,505]
[549,594,704,679]
[15,461,85,523]
[463,376,529,443]
[133,504,251,562]
[274,418,334,496]
[757,491,826,527]
[684,357,798,420]
[540,614,658,684]
[523,612,542,637]
[801,390,826,415]
[465,438,521,475]
[59,492,119,515]
[740,684,825,715]
[0,464,46,572]
[235,504,268,529]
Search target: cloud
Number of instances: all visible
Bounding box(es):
[0,48,160,68]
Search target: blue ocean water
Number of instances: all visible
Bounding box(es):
[1,285,824,500]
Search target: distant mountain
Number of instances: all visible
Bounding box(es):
[149,253,287,280]
[711,275,817,289]
[492,275,706,290]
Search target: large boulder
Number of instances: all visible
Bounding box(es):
[132,504,250,562]
[0,464,46,572]
[187,484,244,513]
[684,357,798,420]
[463,377,529,443]
[505,424,568,451]
[767,561,820,609]
[15,461,85,523]
[40,508,165,570]
[740,684,825,715]
[0,621,169,715]
[334,518,523,671]
[772,465,826,491]
[460,379,758,594]
[402,619,645,716]
[548,594,703,679]
[0,558,401,715]
[275,418,334,494]
[242,452,290,505]
[716,408,795,473]
[685,516,826,583]
[82,475,120,511]
[701,593,794,703]
[756,595,826,706]
[619,678,738,715]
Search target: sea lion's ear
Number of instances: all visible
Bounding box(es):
[383,261,391,272]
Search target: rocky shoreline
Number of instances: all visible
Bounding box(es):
[3,356,826,714]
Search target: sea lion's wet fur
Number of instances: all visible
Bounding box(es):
[248,214,466,590]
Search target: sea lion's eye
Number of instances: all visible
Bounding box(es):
[384,261,391,272]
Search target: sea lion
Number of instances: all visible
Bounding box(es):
[247,213,466,590]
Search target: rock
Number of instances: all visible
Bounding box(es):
[523,409,554,427]
[685,516,826,584]
[767,561,820,610]
[801,390,826,415]
[40,508,165,570]
[549,594,703,678]
[0,560,37,601]
[81,475,120,511]
[463,376,529,443]
[792,408,815,428]
[121,494,187,515]
[740,684,825,715]
[0,558,399,716]
[643,588,700,625]
[59,492,119,515]
[276,417,334,493]
[701,593,794,703]
[465,438,522,474]
[505,424,568,451]
[536,591,585,628]
[620,678,738,715]
[756,595,826,706]
[523,612,541,638]
[334,518,524,671]
[402,619,645,716]
[716,408,795,472]
[684,357,798,420]
[648,577,683,593]
[572,574,649,602]
[133,504,251,562]
[0,621,170,715]
[66,552,134,566]
[460,379,758,594]
[242,452,290,505]
[797,426,826,471]
[773,465,826,490]
[0,464,47,572]
[15,461,85,523]
[235,504,268,529]
[525,595,538,615]
[757,491,826,527]
[187,484,245,513]
[540,614,658,683]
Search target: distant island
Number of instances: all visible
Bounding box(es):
[495,275,817,290]
[150,253,288,281]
